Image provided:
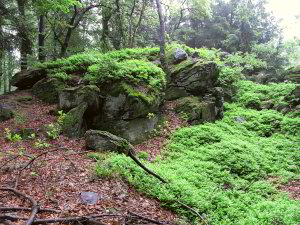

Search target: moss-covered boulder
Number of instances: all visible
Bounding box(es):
[59,85,101,111]
[166,58,219,100]
[62,102,88,138]
[175,96,219,124]
[11,69,47,90]
[32,78,65,103]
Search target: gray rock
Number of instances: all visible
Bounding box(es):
[0,103,14,122]
[85,130,135,154]
[32,78,64,103]
[59,85,101,111]
[261,100,274,110]
[235,117,246,123]
[80,192,100,205]
[11,69,46,90]
[174,96,218,124]
[169,59,219,97]
[62,102,88,138]
[172,48,188,64]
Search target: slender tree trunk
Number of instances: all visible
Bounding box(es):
[128,0,136,47]
[155,0,168,74]
[17,0,28,70]
[8,48,13,92]
[101,13,112,52]
[38,15,46,62]
[131,0,146,48]
[0,50,3,93]
[2,52,7,93]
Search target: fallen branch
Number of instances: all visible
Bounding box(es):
[0,214,120,224]
[0,207,60,214]
[175,200,208,225]
[128,211,168,225]
[0,187,39,225]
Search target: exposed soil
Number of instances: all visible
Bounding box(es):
[0,90,183,225]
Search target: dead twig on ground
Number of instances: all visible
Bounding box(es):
[0,187,39,225]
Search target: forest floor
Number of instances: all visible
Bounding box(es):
[0,90,187,225]
[1,90,299,225]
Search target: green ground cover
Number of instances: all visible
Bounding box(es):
[92,81,300,225]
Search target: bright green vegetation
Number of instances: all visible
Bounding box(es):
[35,47,160,77]
[94,81,300,225]
[235,80,297,108]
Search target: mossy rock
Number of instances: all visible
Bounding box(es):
[93,115,160,144]
[285,66,300,83]
[59,85,101,111]
[175,96,217,124]
[168,59,219,96]
[11,69,47,90]
[62,102,88,138]
[32,78,65,103]
[85,130,135,154]
[101,81,162,120]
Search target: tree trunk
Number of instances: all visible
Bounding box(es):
[17,0,29,70]
[131,0,146,48]
[101,13,112,52]
[38,15,46,62]
[155,0,168,74]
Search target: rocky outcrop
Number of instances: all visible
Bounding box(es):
[32,78,65,104]
[0,103,14,122]
[9,47,224,144]
[11,69,46,89]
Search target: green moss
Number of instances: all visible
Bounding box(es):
[175,96,215,123]
[120,82,158,105]
[170,58,195,75]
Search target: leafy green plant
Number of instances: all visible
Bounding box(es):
[147,112,156,119]
[4,128,22,142]
[57,110,66,125]
[35,139,51,148]
[138,151,149,160]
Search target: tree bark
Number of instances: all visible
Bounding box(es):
[155,0,168,74]
[131,0,146,48]
[38,15,46,62]
[17,0,30,70]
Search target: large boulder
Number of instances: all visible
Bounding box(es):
[11,69,47,89]
[32,78,65,103]
[62,102,88,138]
[166,59,219,100]
[85,130,135,154]
[0,103,14,122]
[89,81,163,143]
[59,85,101,111]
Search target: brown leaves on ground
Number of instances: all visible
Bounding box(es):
[0,90,183,225]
